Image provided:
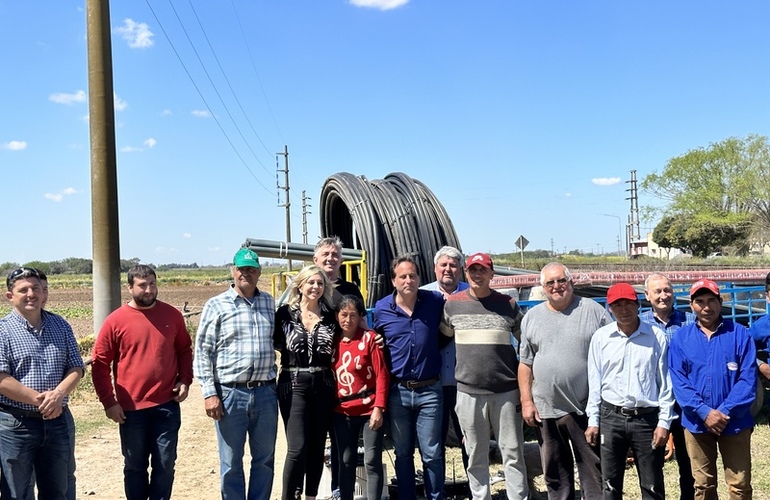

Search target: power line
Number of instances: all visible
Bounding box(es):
[144,0,273,194]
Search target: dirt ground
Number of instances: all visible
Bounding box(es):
[55,283,523,499]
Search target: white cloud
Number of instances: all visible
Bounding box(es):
[191,109,210,118]
[183,233,192,239]
[208,246,221,252]
[120,146,142,153]
[154,246,178,254]
[144,138,157,148]
[349,0,409,10]
[116,19,154,49]
[49,90,87,105]
[565,192,573,198]
[591,177,621,186]
[161,109,172,116]
[0,141,27,151]
[114,94,128,111]
[43,187,78,203]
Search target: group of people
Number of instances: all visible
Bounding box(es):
[0,245,769,500]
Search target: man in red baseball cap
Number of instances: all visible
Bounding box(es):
[669,279,756,498]
[585,282,673,499]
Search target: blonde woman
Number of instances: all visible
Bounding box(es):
[275,265,338,500]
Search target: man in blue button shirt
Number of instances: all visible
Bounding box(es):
[669,279,756,499]
[373,255,445,500]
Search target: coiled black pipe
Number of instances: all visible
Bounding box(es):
[319,172,462,307]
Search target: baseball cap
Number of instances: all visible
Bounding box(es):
[233,248,261,268]
[465,252,493,271]
[690,279,720,298]
[606,283,638,305]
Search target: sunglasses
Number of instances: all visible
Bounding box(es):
[6,267,42,291]
[543,277,569,289]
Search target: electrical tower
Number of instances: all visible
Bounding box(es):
[301,190,312,245]
[626,169,641,255]
[276,145,291,269]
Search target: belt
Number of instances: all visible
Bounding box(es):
[286,367,328,373]
[396,376,439,390]
[0,403,44,419]
[602,402,658,417]
[222,379,275,389]
[338,389,376,403]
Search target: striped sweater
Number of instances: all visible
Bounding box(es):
[440,289,523,395]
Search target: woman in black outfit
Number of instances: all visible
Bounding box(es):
[275,264,338,500]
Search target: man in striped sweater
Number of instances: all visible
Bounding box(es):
[440,253,528,500]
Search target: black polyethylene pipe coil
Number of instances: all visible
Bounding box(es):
[319,172,462,308]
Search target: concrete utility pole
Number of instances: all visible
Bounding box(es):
[86,0,122,335]
[277,145,291,270]
[301,190,311,245]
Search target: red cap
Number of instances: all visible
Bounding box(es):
[606,283,638,305]
[690,279,720,298]
[465,252,493,271]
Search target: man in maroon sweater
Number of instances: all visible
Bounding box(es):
[91,265,194,500]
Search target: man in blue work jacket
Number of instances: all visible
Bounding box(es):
[669,279,756,499]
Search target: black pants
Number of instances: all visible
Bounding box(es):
[535,412,602,500]
[599,405,665,500]
[333,413,385,500]
[278,371,335,499]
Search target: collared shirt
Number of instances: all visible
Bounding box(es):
[586,320,674,429]
[750,313,770,368]
[639,308,696,341]
[669,318,756,435]
[421,280,469,385]
[373,289,444,381]
[274,303,337,369]
[194,286,277,398]
[0,309,84,412]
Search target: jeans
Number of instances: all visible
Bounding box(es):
[599,405,665,500]
[456,389,528,500]
[24,409,76,500]
[215,383,278,500]
[278,371,335,500]
[333,413,385,500]
[388,380,444,500]
[684,427,752,500]
[0,406,73,499]
[441,385,468,472]
[535,413,601,500]
[119,400,181,500]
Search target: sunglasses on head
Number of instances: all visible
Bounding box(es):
[6,267,42,291]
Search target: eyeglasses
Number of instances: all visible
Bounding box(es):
[6,267,41,290]
[543,277,569,289]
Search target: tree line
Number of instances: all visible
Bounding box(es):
[643,134,770,258]
[0,258,202,277]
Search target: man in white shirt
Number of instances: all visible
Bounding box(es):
[585,283,674,500]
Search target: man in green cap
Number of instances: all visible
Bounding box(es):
[194,248,278,500]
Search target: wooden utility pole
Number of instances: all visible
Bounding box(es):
[277,145,291,269]
[86,0,121,334]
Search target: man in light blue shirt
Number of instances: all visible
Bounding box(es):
[586,283,674,500]
[420,245,469,472]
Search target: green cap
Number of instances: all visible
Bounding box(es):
[233,248,261,268]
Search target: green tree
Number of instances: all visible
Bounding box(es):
[643,134,770,251]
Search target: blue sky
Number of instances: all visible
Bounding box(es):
[2,1,770,266]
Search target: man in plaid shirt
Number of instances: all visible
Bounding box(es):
[0,267,84,498]
[194,248,278,500]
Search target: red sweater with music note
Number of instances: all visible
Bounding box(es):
[332,328,390,417]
